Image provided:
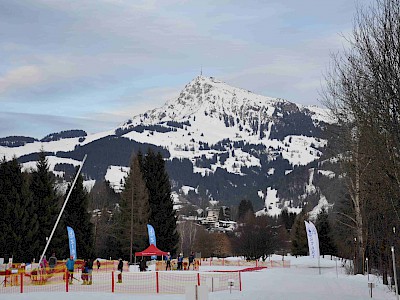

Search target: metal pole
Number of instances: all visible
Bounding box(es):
[130,179,133,264]
[366,257,369,281]
[318,256,321,275]
[354,237,357,275]
[335,257,338,278]
[38,154,87,266]
[391,246,399,300]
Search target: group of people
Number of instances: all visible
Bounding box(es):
[81,258,94,285]
[65,256,101,285]
[166,252,196,271]
[39,253,58,273]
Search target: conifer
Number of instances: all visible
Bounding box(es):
[30,151,59,258]
[0,157,39,262]
[141,149,179,255]
[63,171,94,259]
[315,207,337,257]
[291,211,308,257]
[118,153,150,261]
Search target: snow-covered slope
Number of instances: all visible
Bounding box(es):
[118,76,328,171]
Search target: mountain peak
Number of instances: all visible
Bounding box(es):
[121,76,289,128]
[117,76,332,144]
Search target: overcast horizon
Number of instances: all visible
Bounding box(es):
[0,0,374,139]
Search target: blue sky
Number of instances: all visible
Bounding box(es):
[0,0,373,139]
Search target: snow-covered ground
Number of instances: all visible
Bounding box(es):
[5,255,397,300]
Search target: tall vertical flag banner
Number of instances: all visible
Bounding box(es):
[147,224,157,245]
[147,224,157,259]
[67,226,77,260]
[305,221,320,259]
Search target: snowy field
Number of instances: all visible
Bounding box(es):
[4,255,397,300]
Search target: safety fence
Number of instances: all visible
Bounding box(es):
[1,260,130,275]
[0,269,241,295]
[200,258,290,268]
[1,258,288,274]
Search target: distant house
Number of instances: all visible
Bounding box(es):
[177,200,237,233]
[198,201,237,232]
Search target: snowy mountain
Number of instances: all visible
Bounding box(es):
[118,76,331,168]
[0,76,339,215]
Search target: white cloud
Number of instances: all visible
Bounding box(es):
[0,66,44,93]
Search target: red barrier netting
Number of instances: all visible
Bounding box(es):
[1,271,242,295]
[200,272,240,292]
[221,259,255,267]
[67,270,112,293]
[0,269,115,294]
[210,266,267,272]
[264,260,291,268]
[200,258,291,268]
[0,273,21,294]
[158,271,198,294]
[113,271,156,294]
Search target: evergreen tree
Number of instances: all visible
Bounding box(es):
[102,209,121,259]
[30,151,59,258]
[118,153,150,262]
[291,211,308,257]
[238,199,254,221]
[0,157,39,262]
[62,171,94,259]
[89,180,119,257]
[89,180,119,211]
[93,207,114,258]
[0,157,12,259]
[141,149,179,255]
[280,208,297,231]
[315,207,337,257]
[218,207,225,221]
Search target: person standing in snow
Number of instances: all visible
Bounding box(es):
[117,258,123,272]
[87,258,93,284]
[189,252,195,270]
[48,253,57,273]
[117,258,123,283]
[96,259,101,271]
[40,255,48,269]
[66,256,75,284]
[165,252,172,271]
[81,259,88,285]
[177,254,183,270]
[139,258,147,272]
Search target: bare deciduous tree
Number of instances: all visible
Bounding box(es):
[177,220,199,255]
[323,0,400,278]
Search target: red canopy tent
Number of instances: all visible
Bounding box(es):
[134,244,168,257]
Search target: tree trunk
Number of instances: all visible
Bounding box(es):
[352,143,365,275]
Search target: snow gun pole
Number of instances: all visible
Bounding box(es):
[38,154,87,267]
[318,256,321,275]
